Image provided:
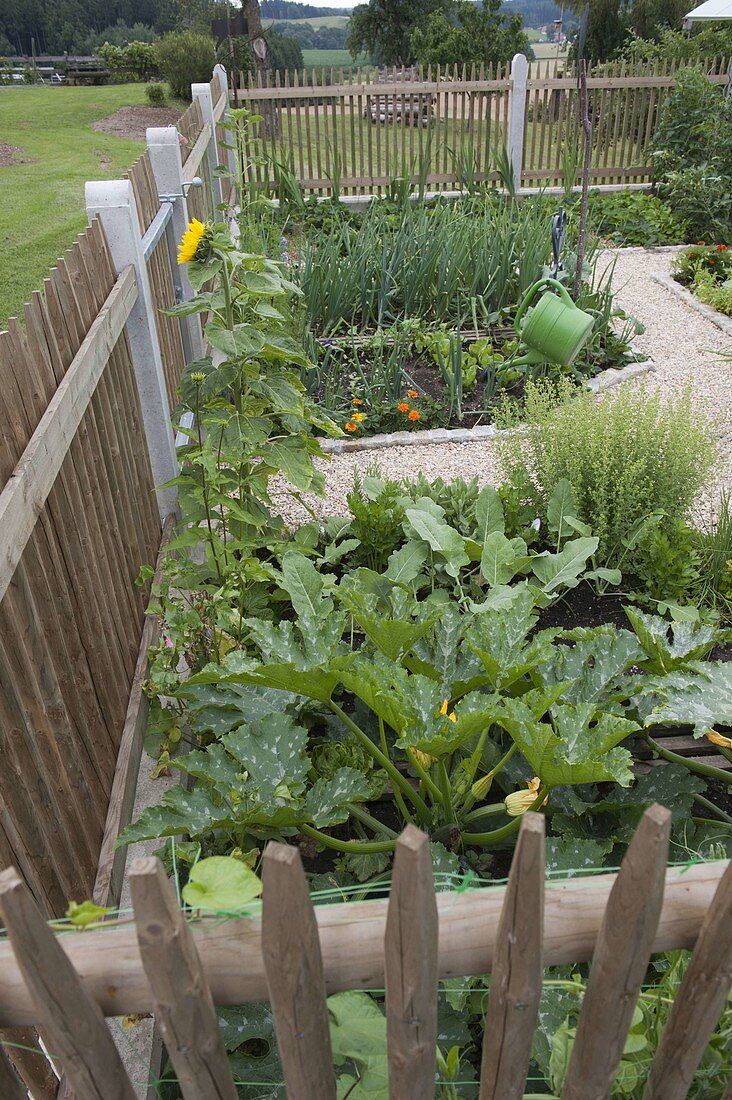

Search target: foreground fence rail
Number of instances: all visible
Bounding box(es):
[237,56,731,195]
[0,808,729,1097]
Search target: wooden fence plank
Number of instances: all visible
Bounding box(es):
[642,860,732,1099]
[0,867,137,1100]
[93,516,174,908]
[129,857,238,1100]
[0,1042,26,1100]
[261,843,336,1100]
[561,804,672,1100]
[0,265,137,604]
[0,1027,58,1100]
[479,812,545,1100]
[385,825,438,1100]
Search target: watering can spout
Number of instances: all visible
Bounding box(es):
[512,277,596,369]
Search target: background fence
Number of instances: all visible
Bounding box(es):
[0,64,230,924]
[0,810,729,1098]
[237,55,731,195]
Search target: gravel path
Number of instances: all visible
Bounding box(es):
[272,247,732,527]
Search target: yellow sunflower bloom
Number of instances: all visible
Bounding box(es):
[177,218,206,265]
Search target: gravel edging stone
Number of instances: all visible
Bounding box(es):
[651,271,732,338]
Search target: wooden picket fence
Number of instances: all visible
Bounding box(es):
[237,56,731,195]
[0,809,729,1098]
[0,65,230,927]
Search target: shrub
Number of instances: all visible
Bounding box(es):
[586,190,684,247]
[650,66,732,242]
[691,269,732,317]
[99,40,160,82]
[145,82,167,107]
[673,243,732,285]
[156,32,217,101]
[497,381,716,566]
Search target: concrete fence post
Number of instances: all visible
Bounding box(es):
[508,52,528,193]
[146,125,205,365]
[191,80,225,211]
[85,179,179,524]
[213,63,238,186]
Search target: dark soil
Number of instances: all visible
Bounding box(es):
[91,106,182,142]
[0,143,30,167]
[537,584,632,633]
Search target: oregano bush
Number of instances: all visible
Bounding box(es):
[497,381,716,568]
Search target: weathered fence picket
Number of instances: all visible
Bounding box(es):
[236,56,730,195]
[0,811,729,1098]
[0,78,227,1099]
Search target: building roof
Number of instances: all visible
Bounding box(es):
[684,0,732,20]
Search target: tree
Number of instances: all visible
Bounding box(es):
[346,0,450,67]
[411,0,531,68]
[565,0,688,61]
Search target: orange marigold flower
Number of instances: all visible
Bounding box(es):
[717,243,728,251]
[345,421,358,432]
[698,240,706,246]
[408,409,420,422]
[351,412,365,422]
[407,389,419,398]
[352,396,363,405]
[397,402,410,412]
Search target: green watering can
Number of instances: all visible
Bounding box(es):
[511,277,597,369]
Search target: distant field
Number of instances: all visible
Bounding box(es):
[0,84,147,326]
[302,48,365,68]
[287,14,351,27]
[532,42,569,61]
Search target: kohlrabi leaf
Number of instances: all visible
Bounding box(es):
[475,484,505,540]
[385,541,428,585]
[403,506,469,578]
[480,531,526,587]
[278,550,333,618]
[530,537,599,596]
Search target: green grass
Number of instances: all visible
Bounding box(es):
[0,84,150,327]
[301,49,365,69]
[286,15,351,27]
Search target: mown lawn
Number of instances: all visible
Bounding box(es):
[0,84,149,327]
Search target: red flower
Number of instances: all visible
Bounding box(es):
[717,244,728,251]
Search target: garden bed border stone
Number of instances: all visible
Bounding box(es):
[651,270,732,338]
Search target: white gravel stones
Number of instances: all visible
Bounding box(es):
[271,247,732,528]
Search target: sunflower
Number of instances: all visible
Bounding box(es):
[177,218,207,265]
